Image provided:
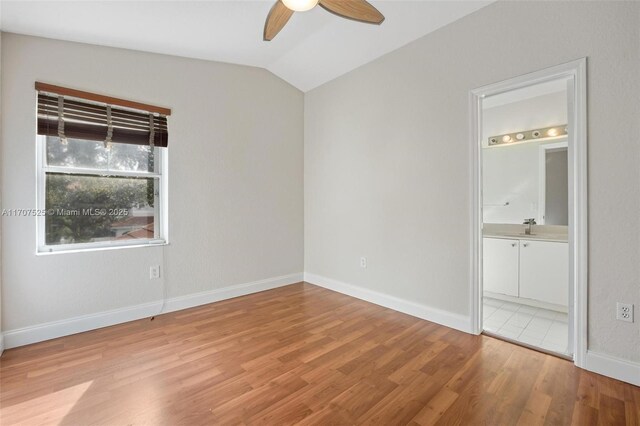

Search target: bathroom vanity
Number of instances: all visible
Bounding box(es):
[483,224,568,311]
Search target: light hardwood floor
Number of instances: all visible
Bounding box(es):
[1,283,638,425]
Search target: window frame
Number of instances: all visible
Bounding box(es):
[36,135,169,254]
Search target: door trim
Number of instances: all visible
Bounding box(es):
[468,58,588,368]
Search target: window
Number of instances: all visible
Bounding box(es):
[35,83,170,252]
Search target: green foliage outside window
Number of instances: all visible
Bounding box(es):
[44,137,158,245]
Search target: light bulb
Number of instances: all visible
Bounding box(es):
[502,135,512,143]
[516,133,525,140]
[282,0,319,12]
[547,128,558,137]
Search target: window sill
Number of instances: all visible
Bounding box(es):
[36,239,168,255]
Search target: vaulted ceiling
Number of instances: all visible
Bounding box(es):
[0,1,493,92]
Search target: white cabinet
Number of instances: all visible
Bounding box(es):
[519,240,569,306]
[483,238,519,297]
[483,237,568,307]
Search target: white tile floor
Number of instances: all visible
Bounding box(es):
[483,297,570,356]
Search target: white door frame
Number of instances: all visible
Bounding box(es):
[468,58,588,368]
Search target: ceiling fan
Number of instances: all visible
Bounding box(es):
[264,0,385,41]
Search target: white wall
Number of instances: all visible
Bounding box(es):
[482,90,567,224]
[482,90,568,145]
[305,1,640,363]
[0,34,304,336]
[1,2,638,376]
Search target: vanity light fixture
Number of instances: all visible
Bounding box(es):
[488,124,567,146]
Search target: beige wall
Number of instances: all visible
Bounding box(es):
[305,1,640,362]
[1,2,638,366]
[1,34,304,333]
[0,31,3,354]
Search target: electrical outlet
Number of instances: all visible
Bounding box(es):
[150,265,160,280]
[360,257,367,269]
[616,302,633,323]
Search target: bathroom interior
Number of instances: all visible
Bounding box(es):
[481,79,571,357]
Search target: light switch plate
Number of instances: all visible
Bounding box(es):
[616,302,633,323]
[150,265,160,280]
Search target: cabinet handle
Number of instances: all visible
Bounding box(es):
[523,243,529,247]
[511,242,517,247]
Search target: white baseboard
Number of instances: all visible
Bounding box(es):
[585,350,640,387]
[305,274,640,386]
[163,273,303,313]
[483,291,568,313]
[4,271,638,388]
[304,273,472,333]
[2,273,303,350]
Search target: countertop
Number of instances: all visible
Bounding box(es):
[482,232,568,243]
[483,223,568,243]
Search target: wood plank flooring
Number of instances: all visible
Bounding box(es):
[1,283,638,425]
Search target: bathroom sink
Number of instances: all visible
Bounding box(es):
[483,232,568,242]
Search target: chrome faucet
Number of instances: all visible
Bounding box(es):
[523,218,537,235]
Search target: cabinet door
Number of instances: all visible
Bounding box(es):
[483,238,519,297]
[519,240,568,306]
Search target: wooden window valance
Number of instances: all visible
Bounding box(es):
[35,82,171,148]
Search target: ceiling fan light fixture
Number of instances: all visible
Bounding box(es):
[264,0,384,41]
[282,0,319,12]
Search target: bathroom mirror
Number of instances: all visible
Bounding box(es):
[482,80,569,225]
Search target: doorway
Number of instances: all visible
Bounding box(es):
[469,59,588,366]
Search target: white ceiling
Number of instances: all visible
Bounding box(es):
[0,0,493,92]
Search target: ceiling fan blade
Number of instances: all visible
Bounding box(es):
[264,0,295,41]
[319,0,384,25]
